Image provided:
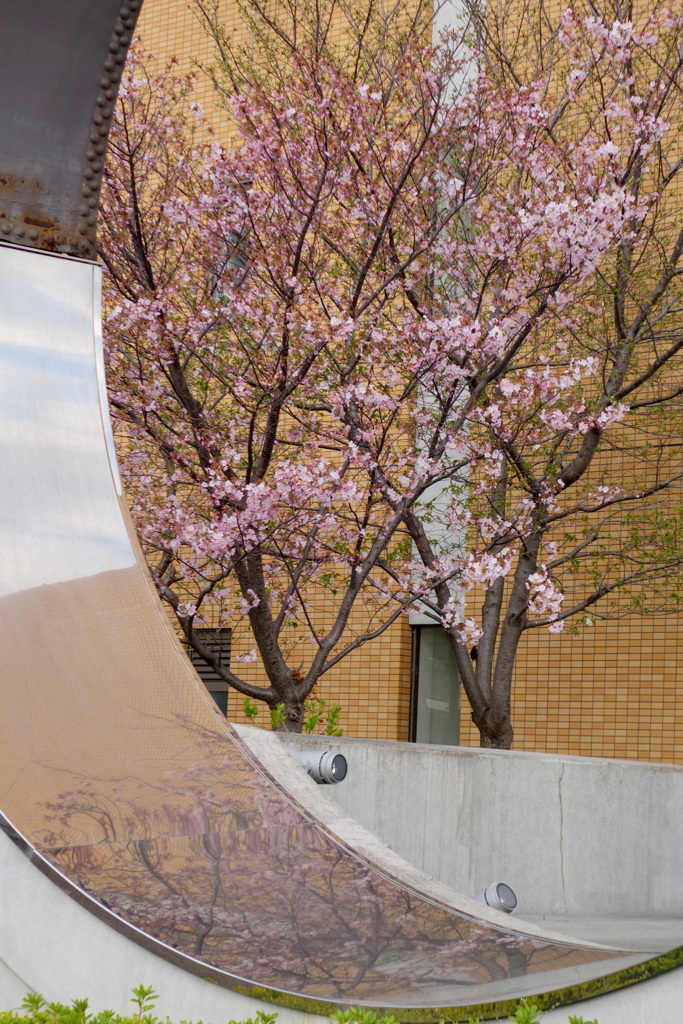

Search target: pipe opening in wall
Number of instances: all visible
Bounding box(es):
[293,750,348,784]
[474,882,517,914]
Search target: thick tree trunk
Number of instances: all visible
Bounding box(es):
[476,711,514,748]
[466,529,541,749]
[277,688,306,732]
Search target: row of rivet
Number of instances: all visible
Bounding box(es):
[77,0,142,251]
[0,1,141,256]
[0,223,40,242]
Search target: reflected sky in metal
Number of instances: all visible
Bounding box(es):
[0,242,652,1008]
[0,247,132,595]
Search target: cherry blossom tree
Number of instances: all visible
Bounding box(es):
[100,0,683,746]
[402,0,683,746]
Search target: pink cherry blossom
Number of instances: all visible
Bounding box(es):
[100,1,683,748]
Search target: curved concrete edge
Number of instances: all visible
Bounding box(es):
[232,728,683,1022]
[274,734,683,925]
[0,823,328,1024]
[232,726,636,951]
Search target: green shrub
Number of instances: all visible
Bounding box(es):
[0,989,598,1024]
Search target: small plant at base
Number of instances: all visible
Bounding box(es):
[269,703,287,730]
[8,994,128,1024]
[20,997,45,1015]
[245,696,344,735]
[303,699,344,736]
[243,697,259,720]
[242,698,287,730]
[302,698,325,733]
[324,703,343,736]
[130,987,158,1021]
[3,988,599,1024]
[227,1014,278,1024]
[330,1009,398,1024]
[509,1002,540,1024]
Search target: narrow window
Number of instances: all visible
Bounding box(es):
[410,625,460,745]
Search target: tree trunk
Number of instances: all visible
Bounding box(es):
[277,690,306,732]
[468,531,541,749]
[271,664,312,732]
[476,713,514,748]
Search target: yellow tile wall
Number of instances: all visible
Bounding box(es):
[458,613,683,763]
[223,614,412,739]
[136,0,248,150]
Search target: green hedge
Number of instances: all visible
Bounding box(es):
[0,989,599,1024]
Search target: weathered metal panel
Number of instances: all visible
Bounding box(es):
[0,1,140,258]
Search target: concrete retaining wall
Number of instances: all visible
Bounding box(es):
[271,734,683,918]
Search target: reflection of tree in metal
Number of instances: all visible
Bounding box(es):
[39,717,304,848]
[38,718,621,1003]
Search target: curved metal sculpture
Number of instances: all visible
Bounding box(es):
[0,1,671,1018]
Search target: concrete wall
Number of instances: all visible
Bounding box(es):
[268,733,683,918]
[232,726,582,944]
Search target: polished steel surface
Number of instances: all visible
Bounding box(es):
[0,240,657,1009]
[0,1,139,258]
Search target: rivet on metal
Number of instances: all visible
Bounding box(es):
[72,1,141,256]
